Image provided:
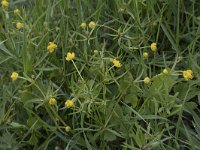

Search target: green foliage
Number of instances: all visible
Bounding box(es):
[0,0,200,149]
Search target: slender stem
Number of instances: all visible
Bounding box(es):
[176,0,180,54]
[72,60,84,82]
[49,106,66,126]
[19,77,46,98]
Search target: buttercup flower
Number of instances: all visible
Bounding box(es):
[143,77,151,84]
[112,59,122,68]
[65,100,74,108]
[65,126,71,132]
[47,42,57,53]
[143,52,149,59]
[89,21,96,29]
[16,22,23,29]
[14,9,20,15]
[163,69,169,74]
[150,43,157,52]
[183,69,193,80]
[48,98,57,105]
[81,22,87,29]
[1,0,9,8]
[65,52,75,61]
[11,72,19,81]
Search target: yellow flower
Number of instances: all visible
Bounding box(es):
[143,77,150,84]
[183,69,193,80]
[93,50,99,55]
[143,52,149,59]
[163,69,169,74]
[11,72,19,81]
[14,9,20,15]
[65,126,71,132]
[1,0,9,8]
[65,100,74,108]
[48,98,57,105]
[112,59,122,68]
[65,52,75,61]
[81,22,87,29]
[89,21,96,29]
[150,43,157,52]
[47,42,57,53]
[16,22,23,29]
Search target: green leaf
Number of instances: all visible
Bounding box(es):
[149,74,176,95]
[135,127,145,147]
[9,122,26,128]
[184,102,198,111]
[124,94,138,108]
[173,83,189,100]
[104,130,117,142]
[28,132,38,146]
[119,73,133,94]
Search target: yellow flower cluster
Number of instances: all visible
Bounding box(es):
[48,97,75,109]
[48,98,57,105]
[89,21,96,29]
[143,52,148,59]
[80,21,96,29]
[151,43,157,52]
[183,69,193,80]
[16,22,23,29]
[1,0,9,8]
[11,72,19,81]
[143,77,150,84]
[142,43,157,59]
[47,42,57,53]
[112,59,122,68]
[65,52,75,61]
[81,22,87,29]
[14,9,20,15]
[65,126,71,132]
[163,69,169,74]
[65,100,74,108]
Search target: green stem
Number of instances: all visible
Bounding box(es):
[72,60,84,82]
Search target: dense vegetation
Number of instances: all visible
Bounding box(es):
[0,0,200,149]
